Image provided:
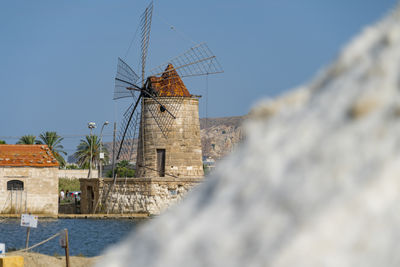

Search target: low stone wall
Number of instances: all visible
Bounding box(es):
[59,202,77,214]
[79,177,203,215]
[58,169,98,179]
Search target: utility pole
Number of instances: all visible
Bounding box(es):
[88,122,96,178]
[112,122,116,179]
[99,121,109,178]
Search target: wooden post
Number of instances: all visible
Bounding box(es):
[25,227,30,249]
[64,229,70,267]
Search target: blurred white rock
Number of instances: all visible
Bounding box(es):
[98,4,400,267]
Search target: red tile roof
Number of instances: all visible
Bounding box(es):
[0,145,59,167]
[149,64,191,97]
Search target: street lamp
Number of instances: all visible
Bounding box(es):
[88,122,96,178]
[99,121,109,178]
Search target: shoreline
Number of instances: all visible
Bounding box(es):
[0,213,150,219]
[6,251,100,267]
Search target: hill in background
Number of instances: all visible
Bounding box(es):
[200,116,246,159]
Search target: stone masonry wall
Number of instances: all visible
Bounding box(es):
[0,167,59,215]
[136,97,204,178]
[58,169,98,179]
[80,178,203,215]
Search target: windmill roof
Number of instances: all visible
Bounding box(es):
[149,64,191,97]
[0,145,59,167]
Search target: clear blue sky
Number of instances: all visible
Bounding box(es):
[0,0,397,156]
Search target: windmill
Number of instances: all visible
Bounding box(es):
[113,1,223,178]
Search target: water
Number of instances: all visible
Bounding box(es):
[0,218,139,257]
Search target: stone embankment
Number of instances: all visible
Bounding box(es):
[80,177,203,215]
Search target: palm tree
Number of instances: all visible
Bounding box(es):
[37,131,67,167]
[73,135,109,176]
[17,135,38,145]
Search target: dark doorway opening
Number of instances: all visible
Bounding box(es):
[157,149,166,177]
[87,186,94,213]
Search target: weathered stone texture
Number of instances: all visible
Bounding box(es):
[200,117,245,160]
[58,169,98,179]
[0,167,59,215]
[80,178,202,215]
[136,97,204,178]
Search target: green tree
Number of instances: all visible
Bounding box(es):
[65,164,80,170]
[17,135,38,144]
[106,160,135,178]
[73,135,109,174]
[0,140,6,144]
[37,131,67,167]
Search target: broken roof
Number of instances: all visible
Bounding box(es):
[0,145,59,167]
[149,63,191,97]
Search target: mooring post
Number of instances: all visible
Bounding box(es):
[64,229,70,267]
[25,227,30,249]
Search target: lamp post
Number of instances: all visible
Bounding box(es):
[88,122,96,178]
[99,121,109,178]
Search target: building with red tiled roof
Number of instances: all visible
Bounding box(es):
[0,145,59,215]
[0,145,59,167]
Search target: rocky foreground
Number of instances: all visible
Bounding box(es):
[98,4,400,267]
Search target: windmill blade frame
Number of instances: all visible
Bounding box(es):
[140,0,153,85]
[149,42,224,79]
[114,57,140,100]
[115,94,142,161]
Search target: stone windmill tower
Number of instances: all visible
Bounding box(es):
[112,1,223,179]
[85,1,223,215]
[135,64,203,178]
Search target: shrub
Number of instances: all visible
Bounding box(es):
[59,178,80,192]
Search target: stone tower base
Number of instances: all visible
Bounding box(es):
[79,177,203,215]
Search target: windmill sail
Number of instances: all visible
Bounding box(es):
[115,97,142,162]
[140,1,153,84]
[114,57,140,100]
[150,43,224,78]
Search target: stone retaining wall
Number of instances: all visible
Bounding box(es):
[79,177,203,215]
[58,169,98,179]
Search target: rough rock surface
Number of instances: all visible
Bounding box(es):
[98,5,400,267]
[200,116,245,159]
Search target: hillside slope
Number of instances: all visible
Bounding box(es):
[200,116,245,159]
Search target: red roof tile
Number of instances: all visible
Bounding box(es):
[0,145,59,167]
[149,64,191,97]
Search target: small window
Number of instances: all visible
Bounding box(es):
[7,180,24,190]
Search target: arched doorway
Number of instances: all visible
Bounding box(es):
[6,180,25,214]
